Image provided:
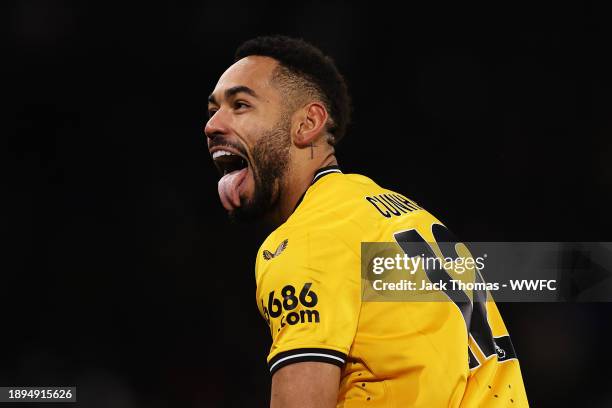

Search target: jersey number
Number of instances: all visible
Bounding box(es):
[394,224,496,368]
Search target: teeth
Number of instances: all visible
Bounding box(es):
[212,150,235,159]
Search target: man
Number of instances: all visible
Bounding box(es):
[205,35,528,407]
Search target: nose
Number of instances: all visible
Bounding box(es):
[204,110,229,141]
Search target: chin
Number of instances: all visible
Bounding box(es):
[228,176,281,224]
[228,203,262,224]
[229,192,275,224]
[239,184,254,203]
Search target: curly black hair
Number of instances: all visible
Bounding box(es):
[234,35,351,145]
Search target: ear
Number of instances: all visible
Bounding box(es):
[292,102,329,148]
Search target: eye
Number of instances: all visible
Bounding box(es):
[207,108,218,118]
[234,101,250,110]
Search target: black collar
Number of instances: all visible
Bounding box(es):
[291,165,343,214]
[311,165,342,184]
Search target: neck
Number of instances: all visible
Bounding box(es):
[266,153,337,226]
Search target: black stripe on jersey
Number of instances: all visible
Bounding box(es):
[468,347,479,369]
[268,348,347,376]
[469,335,518,369]
[494,335,518,362]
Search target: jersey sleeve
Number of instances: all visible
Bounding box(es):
[255,230,361,376]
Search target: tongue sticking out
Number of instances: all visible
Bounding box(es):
[218,168,248,211]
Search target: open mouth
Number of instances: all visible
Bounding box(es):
[211,150,249,177]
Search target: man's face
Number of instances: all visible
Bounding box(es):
[205,56,292,222]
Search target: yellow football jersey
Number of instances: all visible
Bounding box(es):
[255,166,529,407]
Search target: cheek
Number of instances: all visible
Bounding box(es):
[236,111,277,142]
[241,126,269,162]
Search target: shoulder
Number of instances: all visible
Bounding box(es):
[255,171,445,282]
[290,172,434,237]
[255,222,358,286]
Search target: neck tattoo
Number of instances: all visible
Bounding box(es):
[310,142,317,159]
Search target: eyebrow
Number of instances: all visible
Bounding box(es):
[207,85,259,105]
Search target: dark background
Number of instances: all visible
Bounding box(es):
[5,1,612,407]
